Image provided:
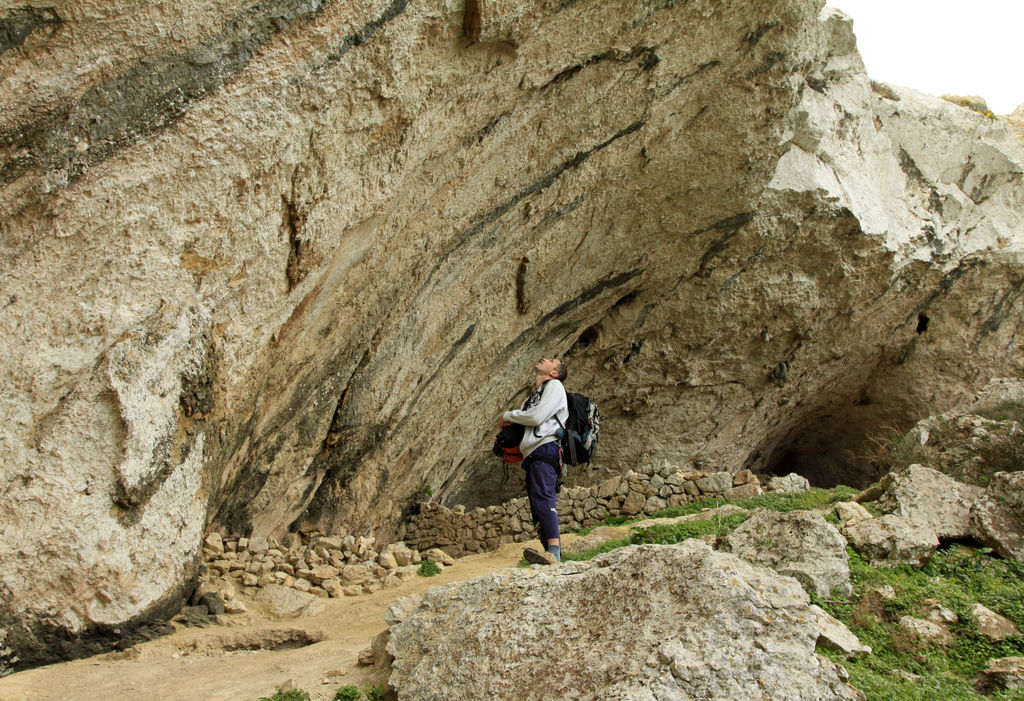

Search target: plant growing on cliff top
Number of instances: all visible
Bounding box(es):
[941,94,996,119]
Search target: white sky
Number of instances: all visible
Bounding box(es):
[831,0,1024,115]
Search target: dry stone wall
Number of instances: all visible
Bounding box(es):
[402,462,763,556]
[195,531,457,611]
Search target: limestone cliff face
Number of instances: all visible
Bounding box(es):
[1,0,1022,669]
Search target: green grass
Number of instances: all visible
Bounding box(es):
[630,513,748,545]
[639,484,858,522]
[557,486,859,564]
[561,536,632,563]
[818,546,1024,700]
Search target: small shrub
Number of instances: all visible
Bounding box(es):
[976,425,1024,479]
[942,94,996,119]
[417,559,441,577]
[859,425,927,475]
[258,688,310,701]
[333,687,362,701]
[363,685,393,701]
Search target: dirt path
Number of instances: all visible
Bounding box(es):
[0,538,581,701]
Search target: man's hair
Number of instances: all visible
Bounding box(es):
[556,360,568,382]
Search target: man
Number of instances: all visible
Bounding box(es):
[502,357,569,565]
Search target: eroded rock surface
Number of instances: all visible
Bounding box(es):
[877,464,984,540]
[843,514,939,568]
[723,508,851,597]
[386,541,863,700]
[970,471,1024,563]
[2,0,1023,669]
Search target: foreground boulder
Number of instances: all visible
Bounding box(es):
[387,541,863,700]
[723,509,852,597]
[876,464,984,540]
[843,515,939,568]
[970,471,1024,563]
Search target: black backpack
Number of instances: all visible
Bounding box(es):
[557,392,600,466]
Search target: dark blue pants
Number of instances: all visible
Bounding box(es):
[523,442,561,544]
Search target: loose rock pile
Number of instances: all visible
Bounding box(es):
[401,463,766,556]
[843,466,1024,567]
[200,532,454,605]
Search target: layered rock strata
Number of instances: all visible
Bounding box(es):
[2,0,1023,669]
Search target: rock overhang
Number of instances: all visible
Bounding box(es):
[1,0,1023,672]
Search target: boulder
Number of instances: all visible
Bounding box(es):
[810,605,871,657]
[339,564,374,586]
[843,515,939,568]
[978,657,1024,692]
[970,471,1024,562]
[695,472,733,495]
[834,502,873,525]
[387,541,863,700]
[971,604,1020,640]
[898,616,952,647]
[421,548,456,567]
[876,464,983,540]
[253,585,323,619]
[387,542,416,567]
[723,509,852,597]
[767,473,811,493]
[724,483,762,500]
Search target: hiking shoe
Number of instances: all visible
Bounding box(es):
[523,548,559,565]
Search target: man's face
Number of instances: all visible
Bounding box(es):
[536,357,561,377]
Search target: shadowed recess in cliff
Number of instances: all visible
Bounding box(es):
[0,0,410,189]
[0,6,62,57]
[746,378,922,489]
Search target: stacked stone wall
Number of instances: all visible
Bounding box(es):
[401,463,762,557]
[198,532,453,605]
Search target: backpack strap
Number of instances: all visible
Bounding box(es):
[554,414,577,466]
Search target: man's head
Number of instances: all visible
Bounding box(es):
[536,357,568,382]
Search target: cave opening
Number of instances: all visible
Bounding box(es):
[750,405,906,490]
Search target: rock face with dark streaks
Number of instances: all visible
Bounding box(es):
[1,0,1022,670]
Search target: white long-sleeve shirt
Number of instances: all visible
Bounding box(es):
[503,379,568,457]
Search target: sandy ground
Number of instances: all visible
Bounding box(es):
[0,538,577,701]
